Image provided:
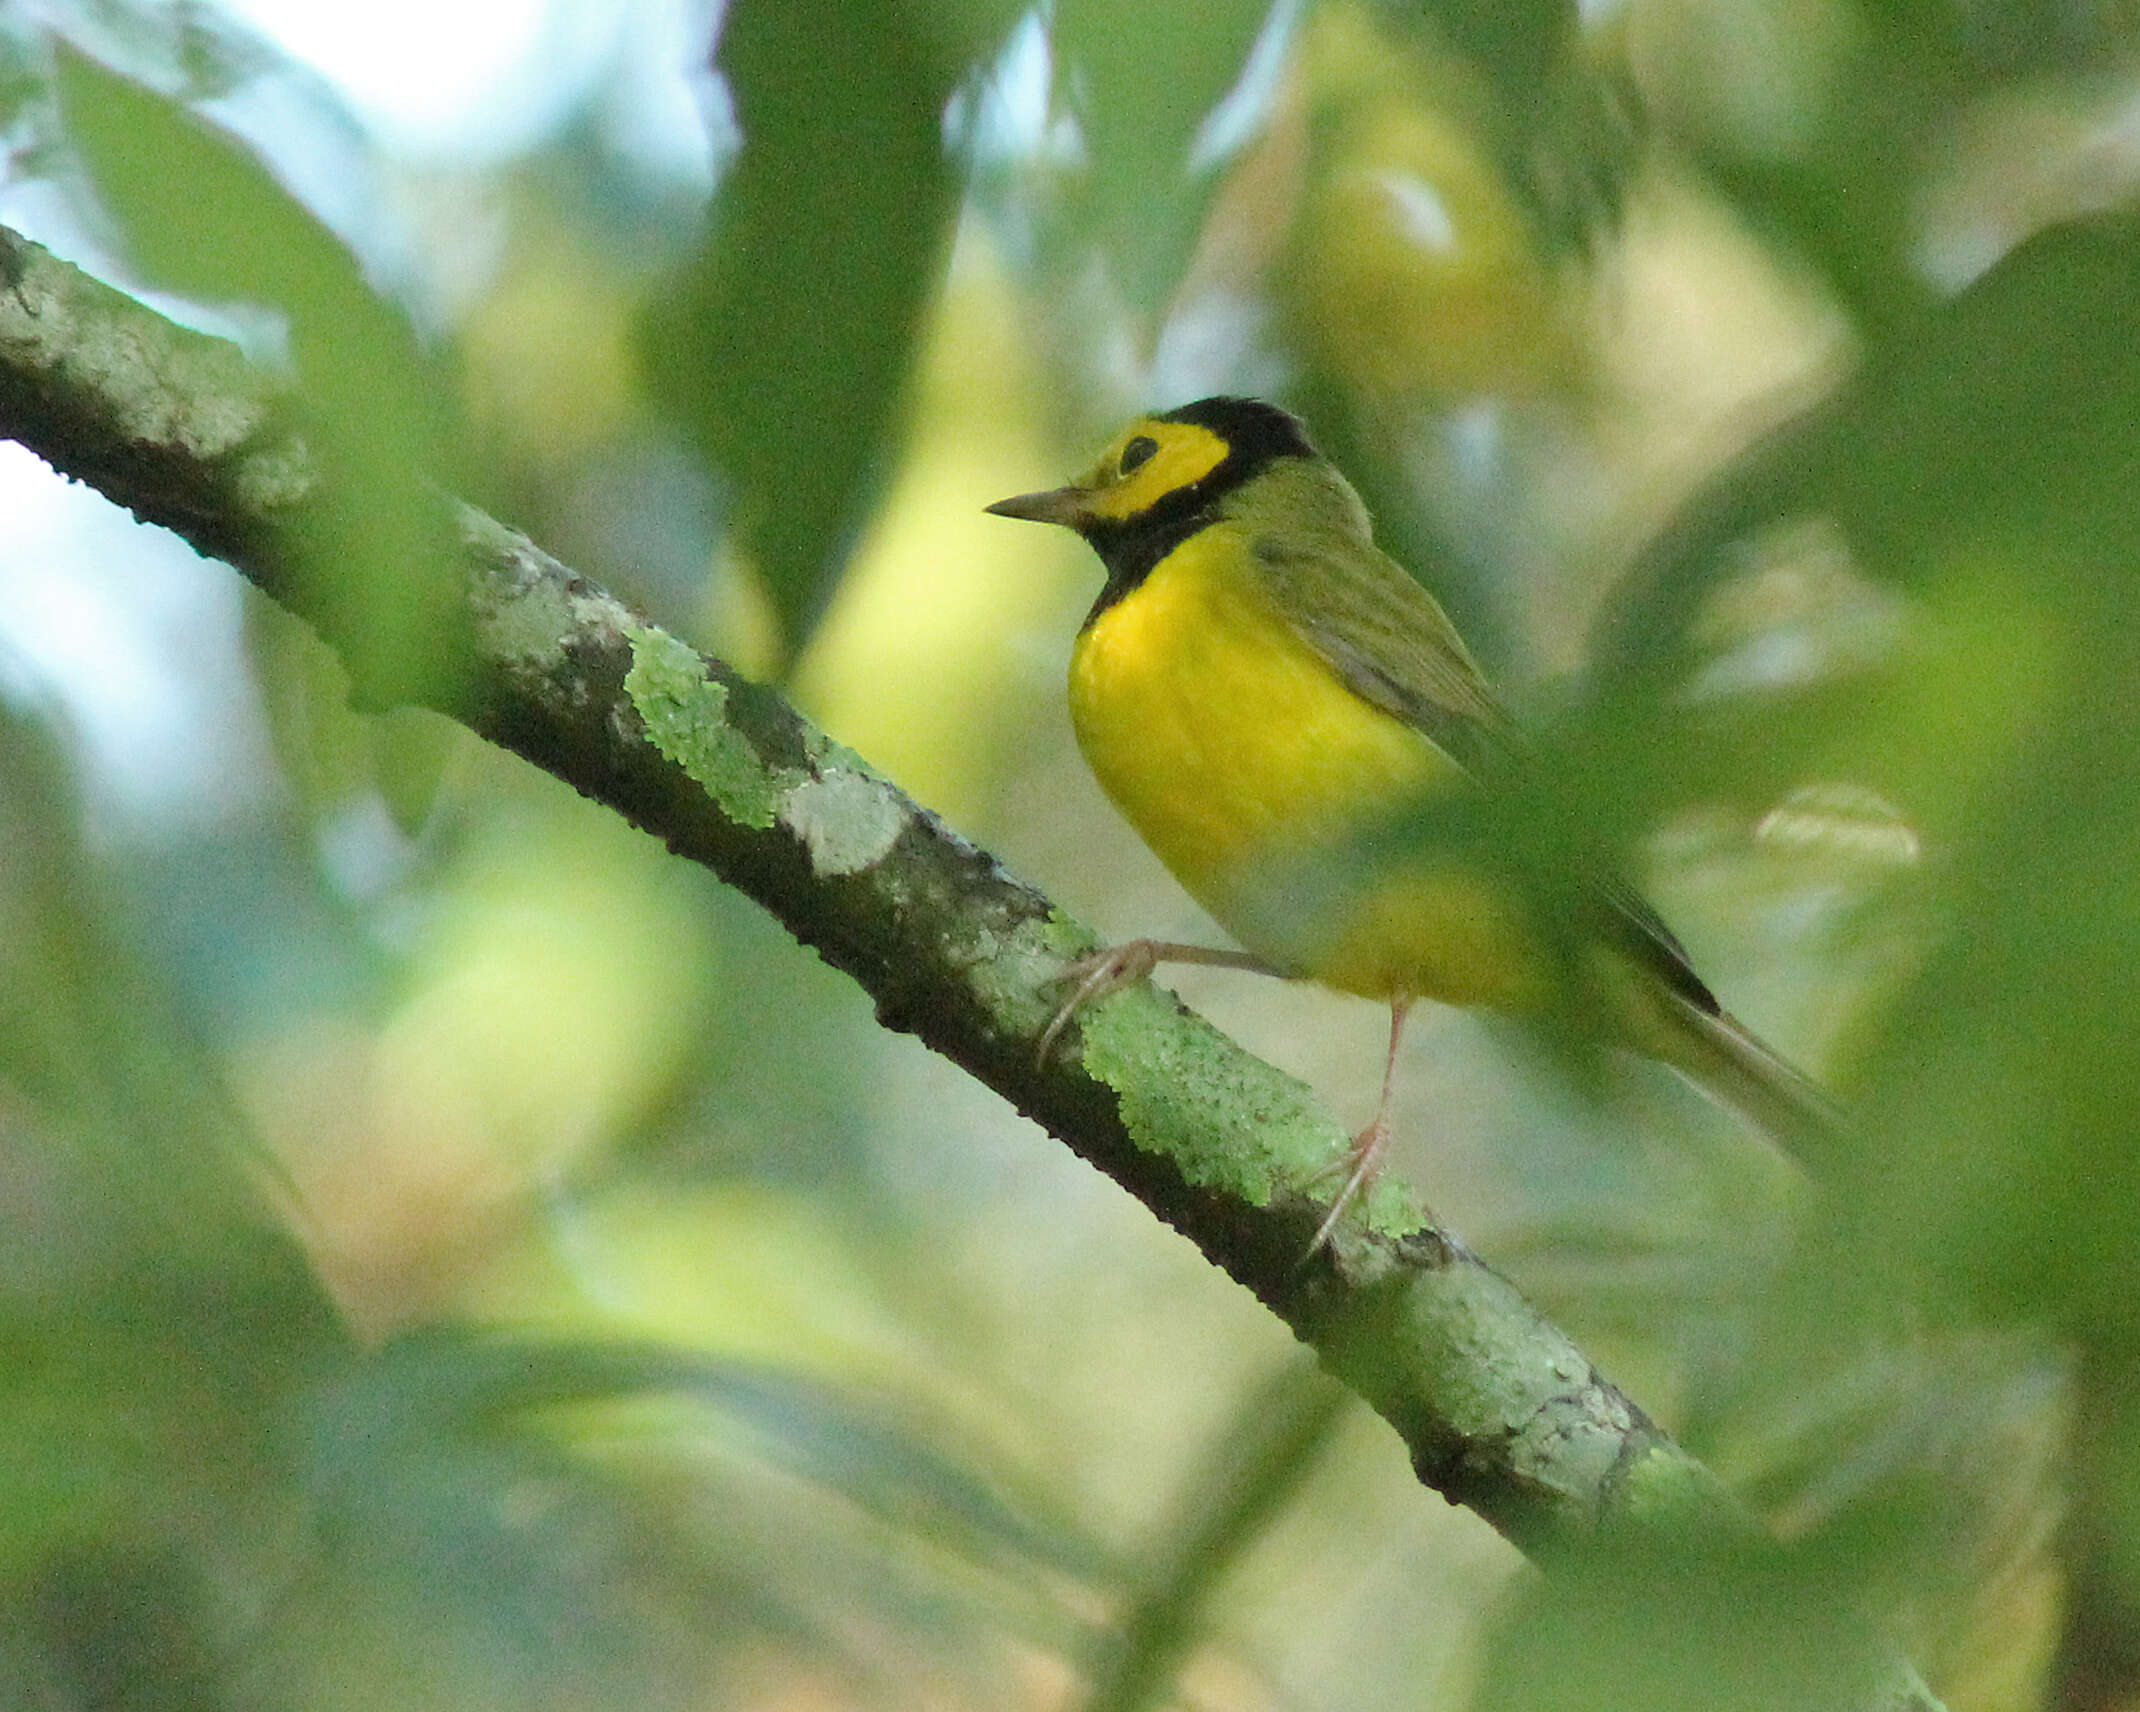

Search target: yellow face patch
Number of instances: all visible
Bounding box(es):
[1073,419,1231,523]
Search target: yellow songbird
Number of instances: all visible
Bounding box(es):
[988,396,1836,1248]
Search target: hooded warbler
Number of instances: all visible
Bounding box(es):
[988,396,1837,1247]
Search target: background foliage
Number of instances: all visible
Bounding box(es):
[1,0,2136,1705]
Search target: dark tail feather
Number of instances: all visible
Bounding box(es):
[1657,995,1851,1175]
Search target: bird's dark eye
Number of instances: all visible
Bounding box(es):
[1118,435,1158,476]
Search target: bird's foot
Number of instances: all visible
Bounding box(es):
[1302,1115,1394,1260]
[1036,940,1169,1065]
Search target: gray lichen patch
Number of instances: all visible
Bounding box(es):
[457,516,616,674]
[966,911,1095,1037]
[780,769,909,876]
[478,564,580,671]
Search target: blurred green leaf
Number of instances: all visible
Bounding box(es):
[2060,1350,2140,1710]
[247,595,462,835]
[1085,1354,1347,1712]
[53,42,469,711]
[1565,213,2140,1700]
[1645,0,2139,329]
[1475,1531,1896,1712]
[644,0,1012,661]
[1377,0,1636,243]
[1050,0,1277,307]
[0,17,44,143]
[273,1328,1110,1707]
[0,699,302,1276]
[52,37,342,332]
[1592,217,2140,773]
[294,1329,1109,1587]
[43,0,285,99]
[1587,217,2140,1336]
[0,700,343,1614]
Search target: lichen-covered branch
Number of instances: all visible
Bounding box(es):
[0,223,1945,1706]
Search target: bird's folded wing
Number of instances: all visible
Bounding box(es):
[1252,530,1720,1014]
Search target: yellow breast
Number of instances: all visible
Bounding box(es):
[1067,526,1541,1008]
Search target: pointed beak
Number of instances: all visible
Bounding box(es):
[984,484,1091,529]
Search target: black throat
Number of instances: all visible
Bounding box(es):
[1077,397,1315,627]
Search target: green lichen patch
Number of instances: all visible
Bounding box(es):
[1353,1156,1426,1239]
[625,626,784,829]
[1605,1437,1739,1532]
[1075,991,1341,1206]
[1067,972,1430,1242]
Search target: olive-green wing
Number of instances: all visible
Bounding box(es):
[1248,527,1722,1015]
[1248,529,1518,776]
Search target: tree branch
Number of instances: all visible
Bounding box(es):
[0,221,1942,1707]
